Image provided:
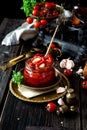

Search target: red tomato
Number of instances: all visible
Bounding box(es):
[50,2,56,8]
[33,5,40,10]
[26,17,33,24]
[34,21,41,28]
[53,11,59,17]
[63,69,72,77]
[32,9,39,16]
[45,2,52,9]
[40,19,47,26]
[43,9,49,14]
[46,102,57,112]
[44,54,53,65]
[51,43,56,49]
[39,11,45,16]
[45,2,55,9]
[82,80,87,90]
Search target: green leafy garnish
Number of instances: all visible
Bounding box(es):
[12,70,24,86]
[21,0,46,17]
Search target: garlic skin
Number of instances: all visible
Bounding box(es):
[76,68,83,75]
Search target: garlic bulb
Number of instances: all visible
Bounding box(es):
[66,59,75,69]
[60,59,67,68]
[60,58,75,69]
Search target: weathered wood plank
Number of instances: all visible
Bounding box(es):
[0,18,25,111]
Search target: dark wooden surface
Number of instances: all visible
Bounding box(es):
[0,18,87,130]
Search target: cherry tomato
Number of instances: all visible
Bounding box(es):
[40,19,47,26]
[43,9,49,14]
[32,9,39,16]
[26,17,33,24]
[51,43,56,49]
[82,80,87,90]
[39,11,45,16]
[45,2,52,9]
[53,11,59,17]
[34,21,41,28]
[44,54,53,65]
[46,102,57,112]
[50,2,56,8]
[63,69,72,77]
[33,5,40,10]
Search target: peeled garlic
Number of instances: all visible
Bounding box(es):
[57,98,65,106]
[56,87,66,94]
[32,57,41,63]
[39,63,45,68]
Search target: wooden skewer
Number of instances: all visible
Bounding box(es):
[45,24,59,55]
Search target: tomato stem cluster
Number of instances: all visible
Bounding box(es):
[26,2,60,28]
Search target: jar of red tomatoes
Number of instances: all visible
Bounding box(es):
[23,53,56,87]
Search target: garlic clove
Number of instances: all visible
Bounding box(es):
[56,87,66,94]
[57,98,65,106]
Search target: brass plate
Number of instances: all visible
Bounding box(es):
[9,69,70,103]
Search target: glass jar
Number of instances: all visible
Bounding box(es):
[23,59,56,87]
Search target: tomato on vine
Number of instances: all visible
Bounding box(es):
[33,5,40,10]
[26,17,33,24]
[40,19,47,26]
[32,9,39,16]
[34,21,41,28]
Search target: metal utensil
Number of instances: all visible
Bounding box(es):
[0,53,32,71]
[0,48,42,71]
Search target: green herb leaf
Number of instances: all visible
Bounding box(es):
[21,0,46,17]
[12,70,24,86]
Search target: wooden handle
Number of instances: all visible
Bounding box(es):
[45,25,59,55]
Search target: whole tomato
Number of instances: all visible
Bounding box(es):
[32,9,39,16]
[26,17,33,24]
[33,5,40,10]
[34,21,41,28]
[45,2,52,9]
[50,2,56,8]
[63,69,72,77]
[82,80,87,90]
[46,102,57,112]
[39,11,45,16]
[40,19,47,26]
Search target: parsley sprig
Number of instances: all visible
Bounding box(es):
[21,0,46,17]
[12,70,24,86]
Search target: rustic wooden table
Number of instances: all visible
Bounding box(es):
[0,18,87,130]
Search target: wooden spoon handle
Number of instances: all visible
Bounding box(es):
[45,24,59,55]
